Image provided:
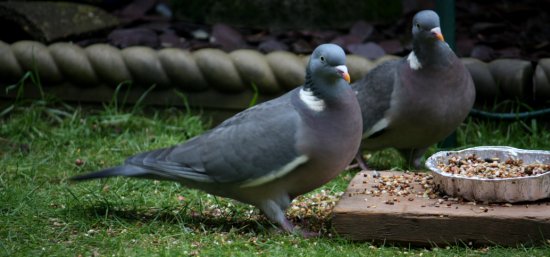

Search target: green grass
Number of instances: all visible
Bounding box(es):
[1,98,550,256]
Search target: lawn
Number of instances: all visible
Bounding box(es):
[1,97,550,256]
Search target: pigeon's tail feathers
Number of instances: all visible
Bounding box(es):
[70,165,151,181]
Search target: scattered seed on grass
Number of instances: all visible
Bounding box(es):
[75,158,84,166]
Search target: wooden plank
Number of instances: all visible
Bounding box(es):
[332,171,550,246]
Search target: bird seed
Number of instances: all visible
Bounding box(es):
[437,154,550,179]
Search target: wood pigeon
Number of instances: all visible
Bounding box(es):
[71,43,363,235]
[352,10,475,176]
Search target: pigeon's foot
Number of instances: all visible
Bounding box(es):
[296,228,321,238]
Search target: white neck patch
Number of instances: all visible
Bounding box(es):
[407,51,422,70]
[299,88,325,112]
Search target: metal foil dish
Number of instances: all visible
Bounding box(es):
[425,146,550,203]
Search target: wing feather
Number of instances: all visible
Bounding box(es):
[125,89,305,184]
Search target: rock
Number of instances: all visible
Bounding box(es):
[347,42,386,60]
[497,47,521,59]
[456,37,475,57]
[159,30,188,48]
[188,41,219,51]
[378,40,404,55]
[258,39,289,53]
[211,23,248,52]
[108,28,160,48]
[155,2,173,18]
[117,0,158,21]
[245,31,271,44]
[331,34,363,50]
[305,30,340,43]
[134,21,172,32]
[349,20,374,41]
[191,29,209,40]
[291,39,314,54]
[0,2,118,43]
[471,45,495,62]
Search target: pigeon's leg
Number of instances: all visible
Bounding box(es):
[398,147,428,170]
[259,199,294,231]
[354,151,379,178]
[259,198,319,237]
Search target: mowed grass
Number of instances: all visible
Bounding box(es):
[1,99,550,256]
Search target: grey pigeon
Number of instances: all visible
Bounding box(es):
[352,10,475,175]
[71,44,362,235]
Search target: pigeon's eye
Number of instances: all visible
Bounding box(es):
[320,56,326,62]
[416,23,421,29]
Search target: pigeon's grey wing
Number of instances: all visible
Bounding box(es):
[353,59,401,138]
[125,89,304,185]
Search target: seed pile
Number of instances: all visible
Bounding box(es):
[437,154,550,179]
[362,172,438,200]
[288,189,343,219]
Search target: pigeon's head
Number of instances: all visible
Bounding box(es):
[308,44,350,84]
[412,10,445,43]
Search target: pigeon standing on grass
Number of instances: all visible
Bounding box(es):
[71,44,362,235]
[353,10,475,176]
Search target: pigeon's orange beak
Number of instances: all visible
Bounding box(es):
[431,27,445,42]
[336,65,351,83]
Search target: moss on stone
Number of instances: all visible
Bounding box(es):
[0,2,119,43]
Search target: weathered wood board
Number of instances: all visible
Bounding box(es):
[332,171,550,246]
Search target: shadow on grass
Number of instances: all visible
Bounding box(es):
[71,204,334,237]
